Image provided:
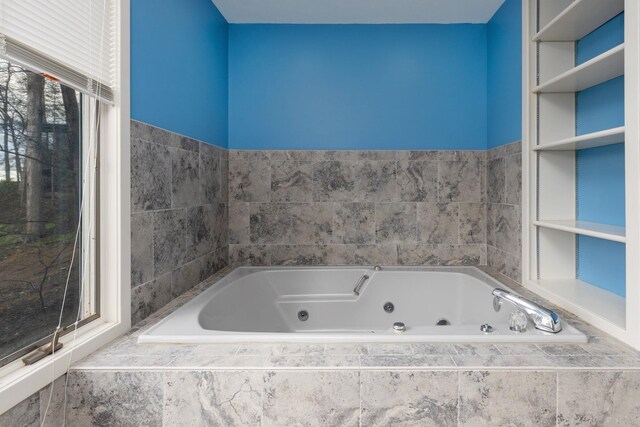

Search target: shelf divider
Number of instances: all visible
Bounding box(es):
[533,126,625,151]
[534,44,624,93]
[528,278,626,331]
[533,220,626,243]
[533,0,625,42]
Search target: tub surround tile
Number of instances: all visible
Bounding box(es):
[131,273,172,326]
[0,392,39,427]
[229,244,270,266]
[487,142,522,282]
[354,160,397,201]
[169,354,267,369]
[332,202,376,244]
[360,355,457,368]
[453,344,501,356]
[262,371,360,427]
[230,151,271,202]
[153,209,187,277]
[411,343,458,356]
[396,158,438,202]
[267,355,360,368]
[164,371,262,426]
[312,160,357,201]
[64,371,164,427]
[269,245,330,266]
[557,371,640,426]
[367,343,415,355]
[171,148,199,209]
[361,370,458,427]
[271,160,313,203]
[397,243,440,265]
[131,139,171,212]
[459,370,556,427]
[487,157,506,203]
[459,202,486,244]
[130,122,228,326]
[130,212,154,287]
[228,202,250,244]
[453,355,555,368]
[417,202,459,244]
[438,151,484,203]
[375,203,417,243]
[198,142,222,205]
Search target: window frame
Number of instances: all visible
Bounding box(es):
[0,0,130,413]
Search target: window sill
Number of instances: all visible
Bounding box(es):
[0,318,129,414]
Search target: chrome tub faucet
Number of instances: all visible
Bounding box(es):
[492,288,562,333]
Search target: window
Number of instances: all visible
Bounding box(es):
[0,59,99,366]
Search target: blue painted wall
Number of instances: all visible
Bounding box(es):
[575,13,626,297]
[228,24,488,150]
[487,0,522,148]
[131,0,229,147]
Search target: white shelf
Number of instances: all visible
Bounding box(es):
[533,220,626,243]
[533,126,625,151]
[534,44,624,93]
[528,279,626,331]
[533,0,625,42]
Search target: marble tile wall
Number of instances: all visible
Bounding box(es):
[486,141,522,282]
[5,369,640,426]
[228,150,488,267]
[130,121,229,325]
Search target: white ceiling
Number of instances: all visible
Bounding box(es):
[212,0,507,24]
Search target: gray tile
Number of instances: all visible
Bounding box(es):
[289,203,333,245]
[131,212,153,287]
[397,243,439,265]
[438,244,487,266]
[459,202,486,244]
[271,160,313,202]
[438,151,483,203]
[270,150,316,162]
[417,202,459,244]
[229,151,271,202]
[453,355,554,368]
[65,371,163,427]
[487,156,506,203]
[354,160,397,202]
[488,245,522,283]
[557,371,640,426]
[537,344,590,357]
[505,153,522,205]
[39,376,67,427]
[229,244,270,266]
[0,392,39,427]
[164,371,262,426]
[269,245,329,266]
[198,247,228,281]
[411,343,458,355]
[153,209,186,276]
[396,151,439,161]
[186,206,214,260]
[361,371,458,427]
[171,148,199,209]
[375,203,417,243]
[360,355,456,368]
[396,159,438,202]
[262,371,360,427]
[171,258,202,298]
[229,202,251,244]
[367,343,414,355]
[220,149,229,203]
[130,273,171,325]
[333,203,375,244]
[266,355,360,368]
[199,143,221,204]
[250,204,291,244]
[495,207,523,258]
[312,161,356,201]
[459,371,556,427]
[131,140,171,212]
[453,344,501,356]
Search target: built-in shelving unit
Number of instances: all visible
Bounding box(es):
[532,126,624,151]
[524,0,640,347]
[533,220,626,243]
[533,0,624,42]
[534,44,624,93]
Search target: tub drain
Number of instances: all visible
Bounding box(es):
[297,310,309,322]
[383,302,394,313]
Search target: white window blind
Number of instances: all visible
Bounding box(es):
[0,0,116,103]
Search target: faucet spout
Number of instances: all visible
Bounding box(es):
[492,288,562,333]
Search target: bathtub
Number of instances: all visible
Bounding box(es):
[138,266,587,344]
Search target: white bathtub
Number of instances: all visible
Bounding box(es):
[138,266,587,344]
